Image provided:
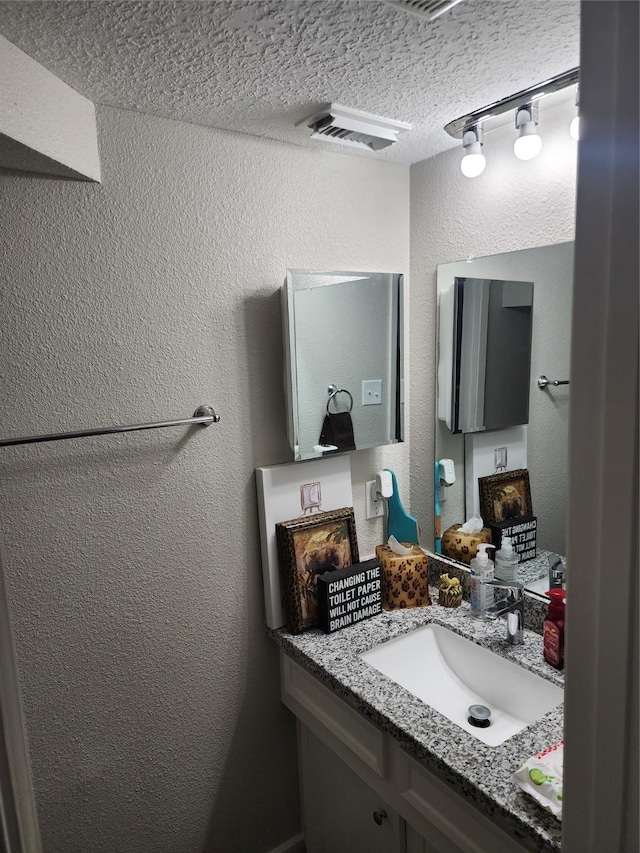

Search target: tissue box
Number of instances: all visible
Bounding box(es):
[375,544,431,610]
[441,524,492,565]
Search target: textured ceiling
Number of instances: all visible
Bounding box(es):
[0,0,580,165]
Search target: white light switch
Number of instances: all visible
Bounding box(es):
[362,379,382,406]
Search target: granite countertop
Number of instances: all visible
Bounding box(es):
[269,595,564,852]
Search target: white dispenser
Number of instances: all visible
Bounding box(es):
[469,543,495,619]
[495,536,519,583]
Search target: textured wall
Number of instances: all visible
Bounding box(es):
[410,102,577,546]
[0,34,100,180]
[0,106,409,853]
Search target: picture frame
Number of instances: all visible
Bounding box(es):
[478,468,533,525]
[276,507,359,634]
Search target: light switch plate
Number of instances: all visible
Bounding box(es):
[362,379,382,406]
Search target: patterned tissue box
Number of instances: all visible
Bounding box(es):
[441,524,492,565]
[375,543,432,610]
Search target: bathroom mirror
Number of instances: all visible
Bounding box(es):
[435,242,573,593]
[283,270,404,461]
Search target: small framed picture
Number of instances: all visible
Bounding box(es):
[276,507,359,633]
[478,468,533,524]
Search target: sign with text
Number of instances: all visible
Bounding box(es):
[489,516,537,562]
[317,559,382,634]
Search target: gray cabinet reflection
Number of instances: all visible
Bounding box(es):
[283,271,404,460]
[440,277,534,434]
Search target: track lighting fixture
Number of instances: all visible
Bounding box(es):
[460,125,485,177]
[570,84,580,140]
[514,102,542,160]
[444,67,579,174]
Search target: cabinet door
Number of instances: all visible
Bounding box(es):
[405,820,464,853]
[300,725,404,853]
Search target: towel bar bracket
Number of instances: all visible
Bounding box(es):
[537,375,570,390]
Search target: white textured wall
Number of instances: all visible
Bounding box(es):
[410,103,577,545]
[0,106,409,853]
[0,34,100,180]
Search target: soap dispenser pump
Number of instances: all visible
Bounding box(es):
[469,543,495,619]
[495,536,519,583]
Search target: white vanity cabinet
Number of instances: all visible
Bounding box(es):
[281,651,530,853]
[300,724,404,853]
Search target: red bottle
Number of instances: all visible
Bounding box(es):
[543,589,566,669]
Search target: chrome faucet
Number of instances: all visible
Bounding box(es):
[548,553,565,589]
[482,581,525,645]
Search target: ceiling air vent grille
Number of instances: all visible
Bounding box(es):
[301,104,412,151]
[384,0,466,22]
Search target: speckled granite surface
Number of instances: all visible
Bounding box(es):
[269,595,564,852]
[428,552,557,635]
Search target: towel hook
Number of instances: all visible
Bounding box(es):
[327,384,354,414]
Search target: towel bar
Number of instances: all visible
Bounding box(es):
[0,405,220,448]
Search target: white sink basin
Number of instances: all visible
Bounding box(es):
[360,624,563,746]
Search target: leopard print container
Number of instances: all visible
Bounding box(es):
[375,543,432,610]
[441,523,492,565]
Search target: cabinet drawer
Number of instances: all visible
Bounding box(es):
[280,651,386,776]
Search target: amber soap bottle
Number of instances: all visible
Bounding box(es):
[543,589,566,669]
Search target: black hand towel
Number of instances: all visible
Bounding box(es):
[319,412,356,452]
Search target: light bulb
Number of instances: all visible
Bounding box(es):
[461,152,486,177]
[514,105,542,161]
[514,122,542,160]
[570,115,580,140]
[460,127,486,177]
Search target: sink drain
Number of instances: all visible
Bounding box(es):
[468,704,492,728]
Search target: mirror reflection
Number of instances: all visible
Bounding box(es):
[439,276,534,433]
[435,242,573,595]
[283,270,404,461]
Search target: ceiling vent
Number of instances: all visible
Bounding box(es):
[383,0,466,22]
[300,104,412,151]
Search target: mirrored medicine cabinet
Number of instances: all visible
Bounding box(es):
[283,270,404,461]
[435,242,573,594]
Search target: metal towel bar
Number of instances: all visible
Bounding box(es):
[0,405,220,449]
[537,375,570,390]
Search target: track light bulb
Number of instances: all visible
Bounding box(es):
[460,127,486,177]
[570,115,580,140]
[570,83,580,141]
[514,106,542,160]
